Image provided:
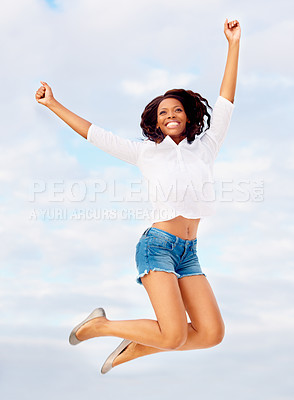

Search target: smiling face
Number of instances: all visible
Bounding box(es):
[156,98,189,143]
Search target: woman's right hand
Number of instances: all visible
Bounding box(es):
[35,81,55,107]
[34,81,91,139]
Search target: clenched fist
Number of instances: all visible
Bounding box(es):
[224,19,241,43]
[35,81,55,107]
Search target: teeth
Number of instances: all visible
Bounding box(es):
[167,122,179,127]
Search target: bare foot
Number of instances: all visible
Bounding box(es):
[76,316,108,341]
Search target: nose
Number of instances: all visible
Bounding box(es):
[167,110,176,119]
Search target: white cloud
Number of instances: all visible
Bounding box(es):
[241,17,294,76]
[122,69,199,96]
[239,73,294,89]
[1,0,294,398]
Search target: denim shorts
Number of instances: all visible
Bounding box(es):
[135,227,206,285]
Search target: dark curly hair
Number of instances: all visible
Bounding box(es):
[140,89,212,144]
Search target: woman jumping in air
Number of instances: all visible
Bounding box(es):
[35,18,241,374]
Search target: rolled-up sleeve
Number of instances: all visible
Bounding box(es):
[87,124,142,166]
[200,96,235,160]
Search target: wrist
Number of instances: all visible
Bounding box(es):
[227,38,240,47]
[46,98,59,110]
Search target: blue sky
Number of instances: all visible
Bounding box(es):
[45,0,58,8]
[1,0,294,399]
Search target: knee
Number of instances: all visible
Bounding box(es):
[162,329,188,350]
[205,322,225,347]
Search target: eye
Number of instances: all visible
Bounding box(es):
[159,110,166,115]
[176,108,183,112]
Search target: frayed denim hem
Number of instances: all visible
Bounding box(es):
[178,272,207,279]
[136,268,181,285]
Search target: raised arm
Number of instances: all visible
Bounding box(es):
[219,19,241,103]
[199,19,241,159]
[35,81,91,139]
[35,81,142,166]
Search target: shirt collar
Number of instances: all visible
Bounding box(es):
[157,135,188,147]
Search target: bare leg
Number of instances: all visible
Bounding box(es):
[75,273,224,368]
[76,271,189,350]
[114,275,225,367]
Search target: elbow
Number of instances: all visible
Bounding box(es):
[220,93,234,104]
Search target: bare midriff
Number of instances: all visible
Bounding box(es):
[152,215,200,241]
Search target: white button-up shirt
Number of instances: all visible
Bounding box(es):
[87,95,235,223]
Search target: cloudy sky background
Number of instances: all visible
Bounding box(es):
[1,0,294,398]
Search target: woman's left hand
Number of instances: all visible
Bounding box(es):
[224,18,241,42]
